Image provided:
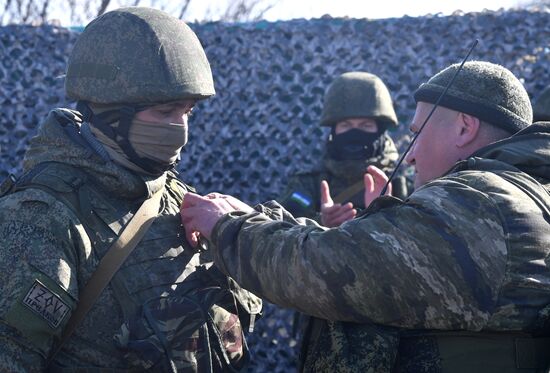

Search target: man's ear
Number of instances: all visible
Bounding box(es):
[455,112,481,147]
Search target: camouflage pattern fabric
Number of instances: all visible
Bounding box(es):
[278,133,409,220]
[210,122,550,372]
[65,7,215,104]
[301,320,399,373]
[277,133,408,371]
[0,108,261,372]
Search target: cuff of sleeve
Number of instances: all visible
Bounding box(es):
[209,210,256,276]
[254,200,296,221]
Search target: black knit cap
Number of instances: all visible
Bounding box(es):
[414,61,532,133]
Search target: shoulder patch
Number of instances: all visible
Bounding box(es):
[22,280,71,328]
[290,191,312,208]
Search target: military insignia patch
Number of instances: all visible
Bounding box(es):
[22,280,71,328]
[290,192,311,207]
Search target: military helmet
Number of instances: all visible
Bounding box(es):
[65,7,215,104]
[320,72,398,128]
[533,86,550,122]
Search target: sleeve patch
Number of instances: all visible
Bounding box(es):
[290,192,311,208]
[23,280,71,329]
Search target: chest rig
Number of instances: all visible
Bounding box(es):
[1,162,262,372]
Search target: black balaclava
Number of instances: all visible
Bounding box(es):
[326,126,386,161]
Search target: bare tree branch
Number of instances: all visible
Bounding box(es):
[251,1,275,21]
[23,0,32,23]
[97,0,111,17]
[82,0,93,24]
[1,0,279,26]
[40,0,50,23]
[178,0,192,20]
[221,0,276,22]
[1,0,13,24]
[15,0,23,22]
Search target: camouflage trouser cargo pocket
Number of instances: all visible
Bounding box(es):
[113,287,249,373]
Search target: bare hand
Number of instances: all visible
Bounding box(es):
[320,180,357,227]
[180,192,253,246]
[364,165,392,208]
[204,192,254,211]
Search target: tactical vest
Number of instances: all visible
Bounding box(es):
[395,331,550,373]
[1,162,262,372]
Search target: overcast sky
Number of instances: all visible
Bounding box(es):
[47,0,528,26]
[185,0,523,22]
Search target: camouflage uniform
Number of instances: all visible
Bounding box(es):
[0,7,260,372]
[280,71,409,220]
[277,72,407,371]
[209,121,550,372]
[0,108,260,372]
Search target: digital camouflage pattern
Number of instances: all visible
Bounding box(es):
[279,133,409,219]
[278,133,408,371]
[0,109,261,371]
[65,7,215,104]
[300,319,399,372]
[211,122,550,372]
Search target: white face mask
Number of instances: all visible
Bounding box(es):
[89,117,188,175]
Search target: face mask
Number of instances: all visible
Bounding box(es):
[128,118,188,168]
[326,128,383,161]
[90,117,188,175]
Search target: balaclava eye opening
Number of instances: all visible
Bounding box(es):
[326,123,386,161]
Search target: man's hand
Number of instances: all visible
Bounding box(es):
[320,180,357,227]
[364,165,392,208]
[180,192,253,246]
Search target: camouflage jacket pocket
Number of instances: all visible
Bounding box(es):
[114,287,250,373]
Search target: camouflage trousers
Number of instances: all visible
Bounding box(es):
[301,317,399,373]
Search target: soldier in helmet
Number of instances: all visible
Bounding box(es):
[275,72,401,366]
[0,7,260,371]
[279,71,409,227]
[273,71,405,371]
[533,86,550,122]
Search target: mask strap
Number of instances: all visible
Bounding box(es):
[77,101,173,175]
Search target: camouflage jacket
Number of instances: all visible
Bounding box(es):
[278,134,410,219]
[0,109,261,372]
[209,123,550,372]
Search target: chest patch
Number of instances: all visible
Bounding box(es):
[22,280,71,328]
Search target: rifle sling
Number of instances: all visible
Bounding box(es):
[48,188,164,365]
[333,179,364,204]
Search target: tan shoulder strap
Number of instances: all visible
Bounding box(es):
[48,188,164,364]
[333,179,364,204]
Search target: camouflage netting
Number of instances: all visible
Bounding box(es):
[1,9,550,372]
